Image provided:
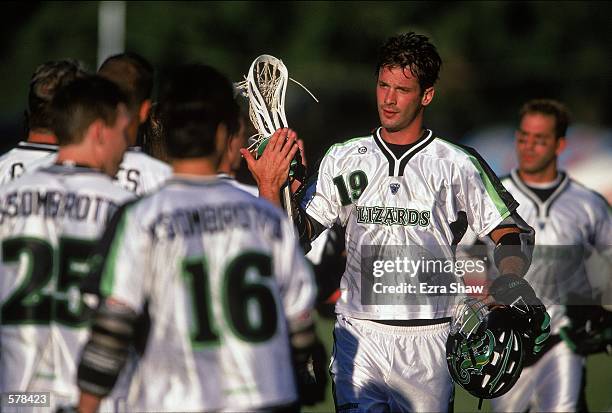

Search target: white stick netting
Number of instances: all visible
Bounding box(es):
[235,54,318,153]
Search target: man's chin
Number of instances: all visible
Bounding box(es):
[381,123,401,133]
[519,164,545,174]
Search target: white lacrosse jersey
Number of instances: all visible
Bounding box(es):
[12,146,172,197]
[0,142,57,185]
[0,164,133,404]
[501,169,612,333]
[217,173,260,197]
[216,172,330,264]
[113,147,172,196]
[302,128,518,320]
[96,176,316,411]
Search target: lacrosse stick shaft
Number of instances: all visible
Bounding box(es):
[281,184,294,220]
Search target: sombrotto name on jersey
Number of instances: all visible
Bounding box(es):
[0,188,120,225]
[147,201,282,241]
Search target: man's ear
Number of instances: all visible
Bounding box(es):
[86,119,105,145]
[555,136,567,156]
[229,133,241,154]
[215,122,229,155]
[421,87,435,106]
[139,100,152,124]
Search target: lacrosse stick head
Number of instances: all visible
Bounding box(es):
[235,55,289,157]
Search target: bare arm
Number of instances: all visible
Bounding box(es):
[78,392,102,413]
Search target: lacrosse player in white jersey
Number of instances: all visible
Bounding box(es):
[97,52,172,196]
[216,112,333,275]
[76,64,324,413]
[0,59,87,185]
[489,99,612,413]
[217,112,260,196]
[243,32,552,412]
[0,75,134,411]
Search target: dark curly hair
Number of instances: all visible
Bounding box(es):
[376,32,442,92]
[28,59,88,132]
[519,99,571,139]
[159,64,239,159]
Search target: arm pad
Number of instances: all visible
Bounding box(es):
[293,206,327,254]
[77,300,137,397]
[493,211,535,275]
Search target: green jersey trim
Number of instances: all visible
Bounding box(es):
[324,135,371,157]
[437,138,517,216]
[100,207,130,297]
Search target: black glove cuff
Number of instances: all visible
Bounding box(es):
[489,274,539,306]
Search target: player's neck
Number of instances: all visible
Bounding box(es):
[518,163,559,185]
[172,157,219,177]
[27,131,57,145]
[56,147,100,170]
[216,157,234,177]
[380,121,424,145]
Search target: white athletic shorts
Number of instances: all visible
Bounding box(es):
[491,340,585,413]
[330,314,453,413]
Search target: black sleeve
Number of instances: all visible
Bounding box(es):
[294,205,328,253]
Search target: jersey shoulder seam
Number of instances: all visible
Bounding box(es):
[568,178,610,208]
[324,134,372,157]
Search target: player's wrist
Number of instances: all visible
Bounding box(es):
[257,184,283,206]
[489,273,539,306]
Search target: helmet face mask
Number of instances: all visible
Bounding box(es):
[446,298,524,399]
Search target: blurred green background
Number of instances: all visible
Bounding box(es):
[1,1,610,164]
[1,2,609,411]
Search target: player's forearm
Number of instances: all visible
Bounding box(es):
[78,392,102,413]
[497,255,527,277]
[293,206,327,253]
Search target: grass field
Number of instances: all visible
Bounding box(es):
[310,316,612,412]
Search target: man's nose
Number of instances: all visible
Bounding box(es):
[384,88,396,105]
[525,137,537,150]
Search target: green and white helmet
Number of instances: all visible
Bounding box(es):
[446,298,524,399]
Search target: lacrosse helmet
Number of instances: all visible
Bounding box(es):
[446,298,524,399]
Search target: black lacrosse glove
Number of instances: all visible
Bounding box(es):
[292,337,328,405]
[289,148,307,184]
[489,274,551,357]
[560,301,612,356]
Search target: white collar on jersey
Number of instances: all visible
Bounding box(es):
[172,173,223,182]
[216,172,235,180]
[375,128,433,159]
[510,168,569,218]
[518,172,563,189]
[374,128,434,176]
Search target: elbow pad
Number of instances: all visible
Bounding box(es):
[493,212,535,274]
[77,300,137,397]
